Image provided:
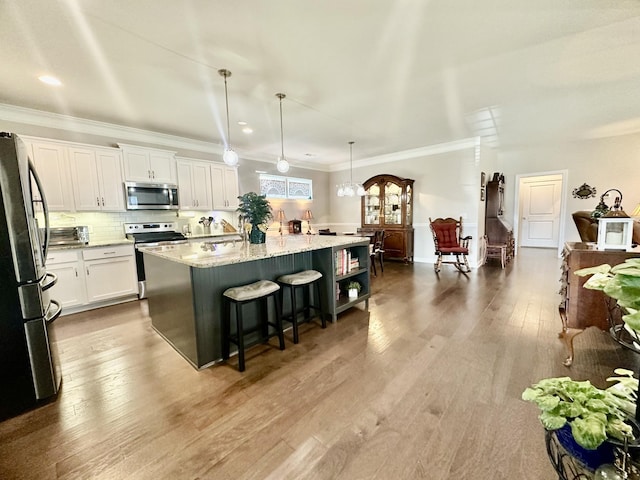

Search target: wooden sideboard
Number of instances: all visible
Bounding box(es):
[559,242,640,366]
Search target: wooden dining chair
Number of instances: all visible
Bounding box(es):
[370,230,385,276]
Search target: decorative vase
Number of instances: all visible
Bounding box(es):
[249,225,266,244]
[348,288,358,298]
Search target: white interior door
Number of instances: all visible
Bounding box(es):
[519,175,563,248]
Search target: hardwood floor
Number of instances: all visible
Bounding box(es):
[2,247,640,479]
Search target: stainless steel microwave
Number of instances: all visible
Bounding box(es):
[124,182,179,210]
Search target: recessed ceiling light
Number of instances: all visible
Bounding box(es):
[38,75,62,86]
[242,127,253,134]
[237,121,247,126]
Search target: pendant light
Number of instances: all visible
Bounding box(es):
[218,69,239,167]
[337,141,364,197]
[275,93,290,173]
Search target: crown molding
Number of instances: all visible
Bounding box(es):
[0,103,227,155]
[329,137,480,172]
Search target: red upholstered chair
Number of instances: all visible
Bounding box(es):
[429,217,472,273]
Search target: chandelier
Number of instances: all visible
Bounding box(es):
[336,141,364,197]
[275,93,290,173]
[218,69,239,167]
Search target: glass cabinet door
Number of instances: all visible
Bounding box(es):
[384,181,402,225]
[405,183,413,226]
[364,182,381,226]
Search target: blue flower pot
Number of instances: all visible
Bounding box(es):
[554,423,615,471]
[249,226,266,244]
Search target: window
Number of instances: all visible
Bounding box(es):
[259,174,287,199]
[260,174,313,200]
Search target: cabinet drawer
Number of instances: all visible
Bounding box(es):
[47,249,81,265]
[83,244,133,260]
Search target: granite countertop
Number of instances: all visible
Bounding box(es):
[185,232,242,241]
[139,235,369,268]
[49,238,134,250]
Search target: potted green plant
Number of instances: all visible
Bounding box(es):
[522,368,638,470]
[236,192,273,244]
[347,281,361,298]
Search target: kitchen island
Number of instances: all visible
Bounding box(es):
[142,235,371,369]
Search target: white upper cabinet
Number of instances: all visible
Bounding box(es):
[119,143,176,184]
[68,146,124,211]
[211,164,239,210]
[176,158,212,210]
[26,140,75,211]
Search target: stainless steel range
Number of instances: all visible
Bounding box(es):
[124,222,187,299]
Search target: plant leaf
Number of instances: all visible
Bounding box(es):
[575,264,612,277]
[571,416,607,450]
[623,309,640,331]
[539,411,566,430]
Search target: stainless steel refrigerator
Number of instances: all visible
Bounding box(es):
[0,132,62,421]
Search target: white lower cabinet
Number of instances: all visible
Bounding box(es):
[83,245,137,303]
[47,244,137,314]
[47,250,87,309]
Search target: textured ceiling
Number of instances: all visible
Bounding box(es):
[2,0,640,167]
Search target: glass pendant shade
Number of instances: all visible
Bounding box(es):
[277,157,289,173]
[336,140,364,197]
[223,148,239,166]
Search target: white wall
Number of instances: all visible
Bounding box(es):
[329,140,495,266]
[498,133,640,244]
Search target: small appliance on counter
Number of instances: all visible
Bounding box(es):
[48,226,89,246]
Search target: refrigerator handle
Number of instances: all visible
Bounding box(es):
[45,299,62,324]
[42,272,58,292]
[28,160,50,260]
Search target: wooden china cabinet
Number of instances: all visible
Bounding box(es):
[360,174,414,263]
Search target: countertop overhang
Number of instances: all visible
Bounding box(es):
[139,235,369,268]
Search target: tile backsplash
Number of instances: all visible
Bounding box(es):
[46,210,237,242]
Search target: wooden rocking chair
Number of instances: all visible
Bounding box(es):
[429,217,472,273]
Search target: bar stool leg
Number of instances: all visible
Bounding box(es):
[274,292,285,350]
[235,302,245,372]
